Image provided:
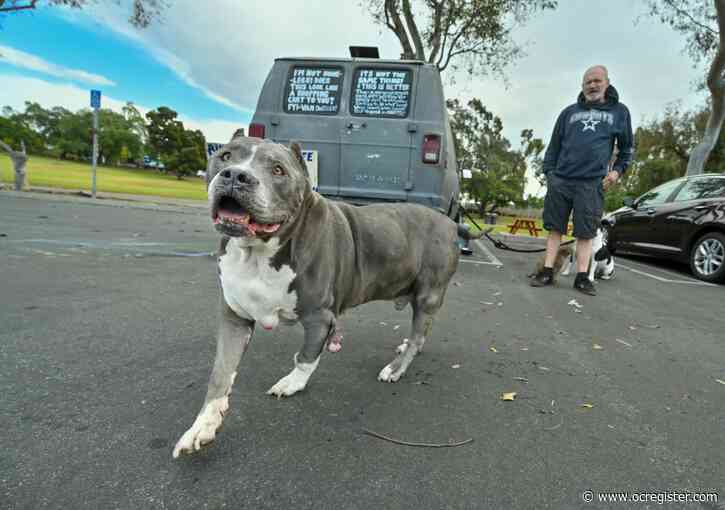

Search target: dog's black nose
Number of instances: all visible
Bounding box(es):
[220,168,259,188]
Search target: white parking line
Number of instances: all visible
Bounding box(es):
[617,262,717,286]
[459,258,502,266]
[474,239,503,266]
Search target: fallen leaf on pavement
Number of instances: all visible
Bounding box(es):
[716,379,725,385]
[628,325,637,331]
[592,344,604,350]
[451,364,461,369]
[567,299,583,309]
[393,325,400,330]
[579,403,593,409]
[615,338,632,347]
[490,346,498,353]
[500,392,517,401]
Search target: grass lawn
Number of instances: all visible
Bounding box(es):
[464,214,575,240]
[2,154,570,240]
[1,154,207,201]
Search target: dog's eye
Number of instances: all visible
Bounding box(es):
[220,151,231,162]
[272,165,286,176]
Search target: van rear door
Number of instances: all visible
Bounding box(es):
[268,62,344,198]
[339,66,416,202]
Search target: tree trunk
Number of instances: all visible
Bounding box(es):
[687,0,725,176]
[0,140,29,191]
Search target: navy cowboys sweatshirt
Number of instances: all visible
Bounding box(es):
[543,85,634,179]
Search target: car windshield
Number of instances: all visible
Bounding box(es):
[673,176,725,201]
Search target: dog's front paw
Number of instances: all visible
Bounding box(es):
[267,369,311,398]
[378,363,405,383]
[172,397,228,458]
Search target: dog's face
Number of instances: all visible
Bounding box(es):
[206,136,310,244]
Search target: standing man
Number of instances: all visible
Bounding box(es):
[531,65,634,296]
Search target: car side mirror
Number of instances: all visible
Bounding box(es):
[623,197,636,208]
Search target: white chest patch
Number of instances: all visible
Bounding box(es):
[218,238,298,330]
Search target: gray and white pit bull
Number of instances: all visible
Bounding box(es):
[173,135,461,458]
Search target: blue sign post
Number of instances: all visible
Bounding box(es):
[90,90,101,198]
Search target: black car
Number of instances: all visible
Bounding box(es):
[605,173,725,283]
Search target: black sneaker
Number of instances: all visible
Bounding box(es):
[530,268,554,287]
[574,274,597,296]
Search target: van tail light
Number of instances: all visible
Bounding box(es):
[422,134,441,164]
[248,123,265,138]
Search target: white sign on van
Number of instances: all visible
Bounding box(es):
[300,150,318,191]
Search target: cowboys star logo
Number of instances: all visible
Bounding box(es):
[581,112,600,132]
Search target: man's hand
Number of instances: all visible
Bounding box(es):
[602,170,620,191]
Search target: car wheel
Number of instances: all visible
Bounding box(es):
[689,232,725,283]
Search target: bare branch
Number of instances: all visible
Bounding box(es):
[661,0,719,38]
[385,0,415,59]
[687,0,725,174]
[427,0,445,64]
[401,0,426,60]
[0,0,38,13]
[0,140,13,154]
[439,16,477,71]
[707,0,725,91]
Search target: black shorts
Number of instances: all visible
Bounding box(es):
[542,174,603,239]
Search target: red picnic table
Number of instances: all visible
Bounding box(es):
[507,218,543,237]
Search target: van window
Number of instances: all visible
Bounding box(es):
[284,66,344,115]
[351,68,412,118]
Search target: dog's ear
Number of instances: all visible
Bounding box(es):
[230,128,246,142]
[289,141,309,177]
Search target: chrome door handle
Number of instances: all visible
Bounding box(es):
[694,205,710,210]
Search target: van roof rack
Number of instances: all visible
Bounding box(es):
[349,46,379,58]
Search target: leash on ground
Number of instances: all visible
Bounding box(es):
[462,209,575,254]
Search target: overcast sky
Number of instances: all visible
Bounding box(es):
[0,0,710,196]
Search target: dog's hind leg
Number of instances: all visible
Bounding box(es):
[173,299,254,458]
[267,309,334,398]
[379,292,441,383]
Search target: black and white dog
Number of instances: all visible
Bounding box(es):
[561,218,615,281]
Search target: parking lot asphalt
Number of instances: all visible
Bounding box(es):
[2,191,724,510]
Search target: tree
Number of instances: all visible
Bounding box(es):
[0,109,45,153]
[648,0,725,175]
[145,106,184,164]
[364,0,556,77]
[448,98,539,212]
[97,108,143,165]
[0,0,166,27]
[165,128,206,180]
[122,102,148,145]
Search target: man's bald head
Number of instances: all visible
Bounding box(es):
[582,65,610,104]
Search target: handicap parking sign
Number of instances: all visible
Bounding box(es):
[90,90,101,109]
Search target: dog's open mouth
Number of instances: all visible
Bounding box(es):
[212,196,281,237]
